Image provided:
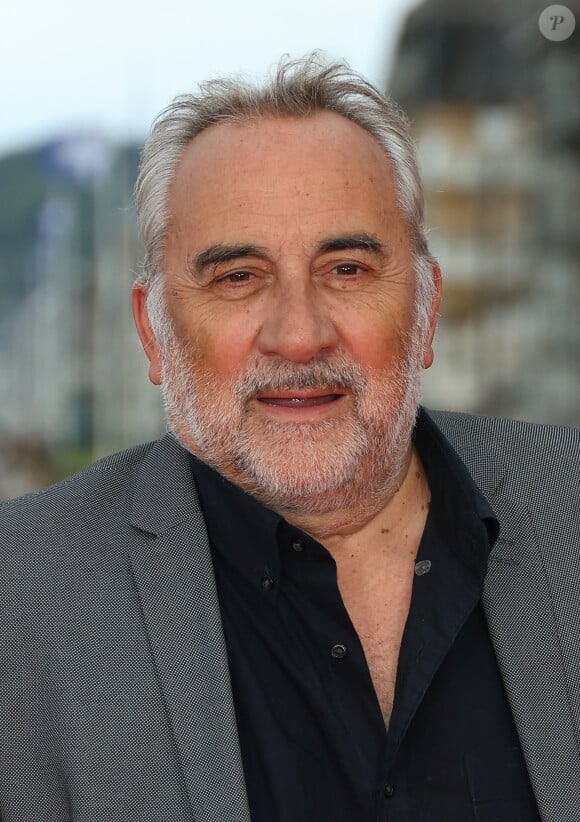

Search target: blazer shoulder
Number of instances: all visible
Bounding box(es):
[427,407,580,462]
[426,408,579,521]
[0,438,160,539]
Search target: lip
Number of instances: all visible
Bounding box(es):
[253,390,348,418]
[256,388,345,405]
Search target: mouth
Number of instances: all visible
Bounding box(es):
[254,387,348,423]
[255,390,346,409]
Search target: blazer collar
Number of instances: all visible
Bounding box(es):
[129,433,197,535]
[481,495,580,820]
[128,433,252,822]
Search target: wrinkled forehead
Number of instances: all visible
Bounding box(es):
[163,112,406,254]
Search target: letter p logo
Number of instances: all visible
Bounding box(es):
[539,5,576,40]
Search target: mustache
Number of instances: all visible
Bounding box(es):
[232,355,368,401]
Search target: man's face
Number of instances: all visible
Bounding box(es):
[134,112,439,513]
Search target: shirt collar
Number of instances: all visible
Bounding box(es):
[413,407,499,578]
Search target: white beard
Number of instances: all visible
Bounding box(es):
[157,319,426,517]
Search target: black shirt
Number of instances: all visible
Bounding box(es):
[189,408,540,821]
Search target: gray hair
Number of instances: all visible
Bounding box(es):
[136,52,436,333]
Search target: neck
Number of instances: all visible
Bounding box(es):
[275,445,429,560]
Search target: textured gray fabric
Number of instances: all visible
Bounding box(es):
[0,410,578,821]
[0,436,250,822]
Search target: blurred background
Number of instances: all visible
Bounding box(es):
[1,0,578,498]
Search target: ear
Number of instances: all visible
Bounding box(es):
[422,260,442,370]
[132,281,163,386]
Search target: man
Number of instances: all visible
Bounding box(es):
[0,54,578,822]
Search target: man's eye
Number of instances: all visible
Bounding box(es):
[217,270,254,284]
[334,264,362,276]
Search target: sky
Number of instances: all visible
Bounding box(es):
[1,0,420,157]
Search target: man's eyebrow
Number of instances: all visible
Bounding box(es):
[191,243,270,277]
[316,233,388,259]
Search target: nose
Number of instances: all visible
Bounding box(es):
[256,278,339,363]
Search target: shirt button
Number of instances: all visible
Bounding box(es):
[415,559,432,576]
[383,784,395,798]
[291,538,305,552]
[330,643,348,659]
[260,575,275,591]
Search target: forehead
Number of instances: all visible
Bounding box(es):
[165,111,405,245]
[173,110,396,197]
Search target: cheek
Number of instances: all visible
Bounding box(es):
[196,315,260,380]
[333,283,416,355]
[341,313,411,371]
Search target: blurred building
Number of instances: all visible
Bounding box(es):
[0,136,162,496]
[388,0,580,424]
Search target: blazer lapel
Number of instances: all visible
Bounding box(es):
[128,435,251,822]
[474,462,580,820]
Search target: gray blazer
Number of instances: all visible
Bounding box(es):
[0,410,578,822]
